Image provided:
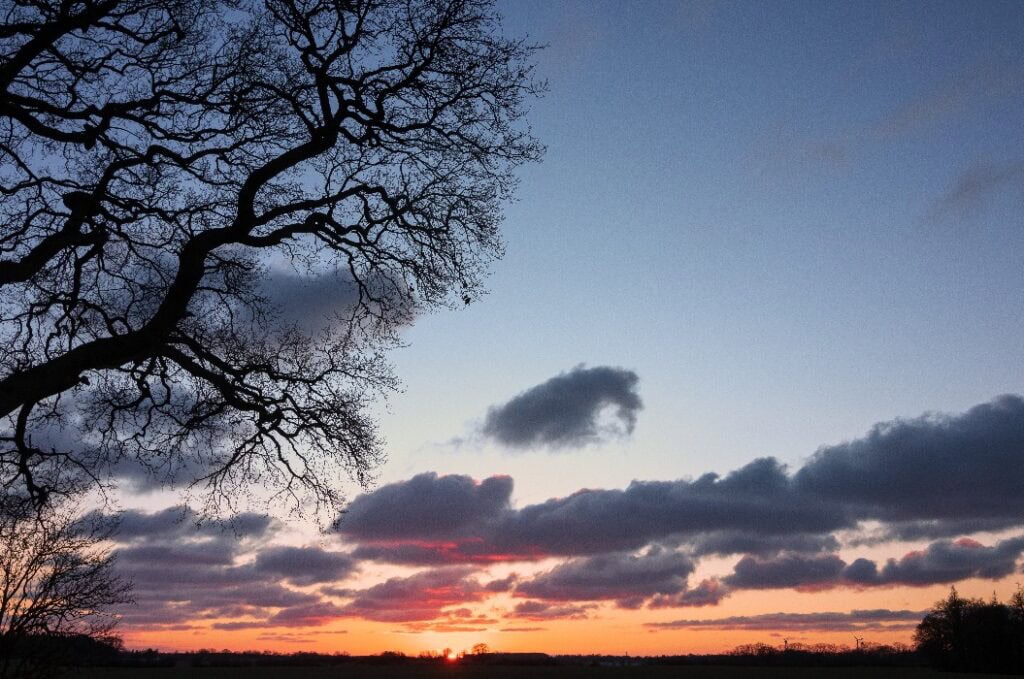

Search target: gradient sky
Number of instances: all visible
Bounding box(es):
[110,0,1024,656]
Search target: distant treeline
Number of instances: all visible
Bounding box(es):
[0,641,924,671]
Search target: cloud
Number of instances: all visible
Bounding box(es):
[852,517,1019,545]
[508,601,595,621]
[112,505,275,544]
[648,609,925,632]
[689,531,840,557]
[107,507,359,632]
[268,602,349,628]
[793,394,1024,530]
[720,536,1024,592]
[485,574,518,592]
[258,268,415,332]
[115,541,237,567]
[334,567,490,622]
[514,547,694,604]
[336,394,1024,609]
[341,391,1024,563]
[341,473,513,541]
[401,608,499,633]
[649,579,729,608]
[259,269,360,332]
[254,546,358,586]
[928,161,1024,219]
[338,461,850,565]
[874,59,1024,138]
[480,365,642,449]
[849,536,1024,586]
[107,394,1024,635]
[724,553,847,591]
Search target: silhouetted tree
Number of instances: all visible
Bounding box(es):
[915,587,1024,674]
[0,495,131,679]
[0,0,542,514]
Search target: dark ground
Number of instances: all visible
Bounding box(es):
[74,666,1000,678]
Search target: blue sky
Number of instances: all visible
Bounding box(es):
[379,0,1024,499]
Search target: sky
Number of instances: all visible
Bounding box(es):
[107,0,1024,656]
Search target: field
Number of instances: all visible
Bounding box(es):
[75,666,997,679]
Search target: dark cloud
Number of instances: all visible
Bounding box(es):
[725,553,847,591]
[342,473,512,541]
[851,517,1018,545]
[259,269,360,332]
[688,531,840,557]
[212,621,271,631]
[850,536,1024,586]
[106,507,358,632]
[649,579,729,608]
[794,394,1024,530]
[648,609,925,632]
[481,365,642,449]
[115,542,237,567]
[29,394,227,495]
[508,601,594,621]
[254,546,357,586]
[485,574,518,592]
[336,394,1024,593]
[268,602,349,628]
[720,536,1024,592]
[211,603,351,631]
[112,506,274,541]
[514,547,694,603]
[339,462,850,565]
[108,453,216,494]
[106,394,1024,633]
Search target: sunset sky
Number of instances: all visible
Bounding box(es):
[108,0,1024,656]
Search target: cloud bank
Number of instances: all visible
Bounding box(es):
[342,395,1024,571]
[105,394,1024,638]
[648,609,926,632]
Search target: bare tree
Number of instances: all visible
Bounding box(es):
[0,0,542,514]
[0,495,131,679]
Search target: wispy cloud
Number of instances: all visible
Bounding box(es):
[927,160,1024,221]
[647,609,926,632]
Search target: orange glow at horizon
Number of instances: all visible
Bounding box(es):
[115,575,1022,656]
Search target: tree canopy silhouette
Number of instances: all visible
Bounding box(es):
[0,0,541,513]
[915,587,1024,674]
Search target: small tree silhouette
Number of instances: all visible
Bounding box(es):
[0,495,131,679]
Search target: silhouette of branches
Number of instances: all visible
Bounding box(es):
[0,0,541,514]
[0,494,131,679]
